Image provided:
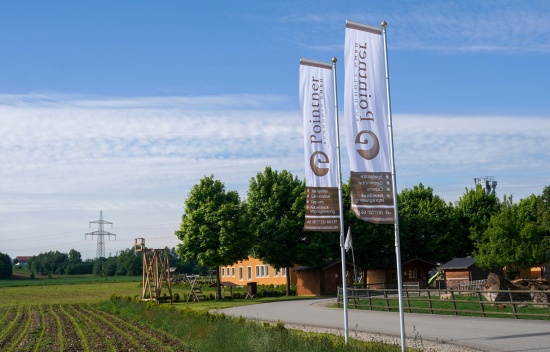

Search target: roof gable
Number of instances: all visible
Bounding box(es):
[439,257,476,270]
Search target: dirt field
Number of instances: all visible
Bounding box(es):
[0,303,187,351]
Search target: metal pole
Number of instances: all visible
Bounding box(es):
[332,56,349,343]
[382,21,406,352]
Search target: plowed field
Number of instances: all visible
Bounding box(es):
[0,304,187,351]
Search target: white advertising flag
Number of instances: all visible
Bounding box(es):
[300,59,340,231]
[344,227,352,251]
[344,21,395,224]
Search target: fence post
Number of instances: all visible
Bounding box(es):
[405,289,411,313]
[508,289,518,319]
[450,289,458,316]
[366,288,373,311]
[477,291,486,318]
[383,289,390,312]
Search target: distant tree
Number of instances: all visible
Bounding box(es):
[68,249,82,264]
[398,184,461,263]
[93,258,106,276]
[0,252,12,278]
[29,251,69,275]
[115,248,141,276]
[456,185,501,255]
[175,175,251,299]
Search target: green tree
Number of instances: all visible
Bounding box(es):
[0,252,12,278]
[246,167,334,295]
[175,175,250,299]
[456,185,501,255]
[398,183,461,263]
[343,182,394,273]
[473,195,549,278]
[116,248,142,276]
[68,249,82,264]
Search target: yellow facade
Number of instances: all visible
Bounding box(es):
[219,257,297,286]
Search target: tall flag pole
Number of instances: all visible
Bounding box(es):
[299,58,349,343]
[382,20,406,352]
[344,20,406,351]
[332,57,350,344]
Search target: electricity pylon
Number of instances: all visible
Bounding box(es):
[85,210,116,259]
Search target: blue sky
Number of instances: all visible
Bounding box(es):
[2,1,550,260]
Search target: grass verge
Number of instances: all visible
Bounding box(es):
[98,297,410,352]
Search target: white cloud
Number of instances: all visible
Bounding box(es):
[1,93,549,259]
[280,2,550,54]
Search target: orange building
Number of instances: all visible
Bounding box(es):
[219,257,297,286]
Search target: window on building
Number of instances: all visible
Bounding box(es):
[239,267,243,281]
[281,267,287,277]
[221,267,225,277]
[408,269,417,279]
[260,265,265,277]
[255,265,260,277]
[247,266,252,281]
[264,265,269,278]
[274,268,279,277]
[231,267,235,277]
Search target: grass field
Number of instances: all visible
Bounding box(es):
[0,276,410,351]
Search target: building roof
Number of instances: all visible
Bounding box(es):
[295,258,359,272]
[16,256,32,262]
[371,257,437,269]
[402,258,437,267]
[439,257,476,270]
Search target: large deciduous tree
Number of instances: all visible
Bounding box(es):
[474,195,549,278]
[456,185,501,255]
[398,183,461,263]
[175,175,250,299]
[246,167,333,295]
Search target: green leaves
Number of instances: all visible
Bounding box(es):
[175,175,251,269]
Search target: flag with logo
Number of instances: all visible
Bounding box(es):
[344,21,395,224]
[299,59,340,231]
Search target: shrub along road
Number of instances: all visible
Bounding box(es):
[221,298,550,352]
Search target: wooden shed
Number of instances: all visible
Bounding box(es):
[366,258,437,289]
[295,259,359,296]
[438,257,494,289]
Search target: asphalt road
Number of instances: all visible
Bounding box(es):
[220,298,550,352]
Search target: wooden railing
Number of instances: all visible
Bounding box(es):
[337,286,550,319]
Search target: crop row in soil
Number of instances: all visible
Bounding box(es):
[0,304,187,352]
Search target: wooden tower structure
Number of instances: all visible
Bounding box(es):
[134,238,172,304]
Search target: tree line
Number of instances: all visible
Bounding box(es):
[176,167,550,292]
[1,247,208,279]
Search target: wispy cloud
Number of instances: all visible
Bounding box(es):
[269,1,550,54]
[2,93,549,258]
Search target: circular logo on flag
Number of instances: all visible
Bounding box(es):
[355,130,380,160]
[310,151,330,176]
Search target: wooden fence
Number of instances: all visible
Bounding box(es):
[337,286,550,319]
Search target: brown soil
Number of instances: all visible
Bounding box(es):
[0,304,187,351]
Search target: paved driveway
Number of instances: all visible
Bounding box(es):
[221,298,550,352]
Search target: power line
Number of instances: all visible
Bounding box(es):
[85,210,116,259]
